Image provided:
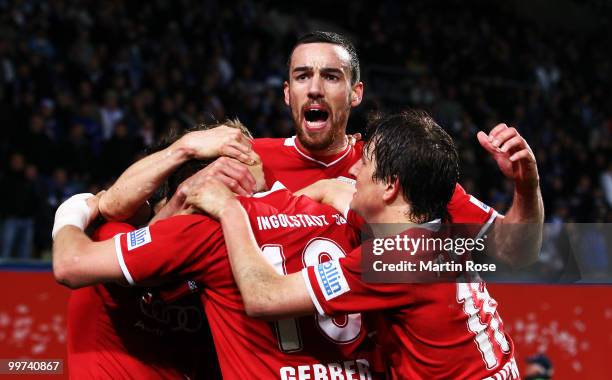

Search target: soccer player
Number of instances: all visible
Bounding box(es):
[187,111,526,379]
[98,31,543,268]
[52,153,381,378]
[67,222,218,379]
[61,122,259,379]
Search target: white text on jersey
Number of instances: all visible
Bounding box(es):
[257,213,347,231]
[280,359,372,380]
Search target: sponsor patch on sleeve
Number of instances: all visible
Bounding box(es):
[315,260,350,301]
[469,195,491,213]
[127,227,152,251]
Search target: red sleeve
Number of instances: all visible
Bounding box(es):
[113,214,224,286]
[302,247,414,316]
[448,184,497,238]
[345,209,366,231]
[92,222,135,241]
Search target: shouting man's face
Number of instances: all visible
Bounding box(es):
[284,43,363,153]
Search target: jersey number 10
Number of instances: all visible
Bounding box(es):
[262,238,362,352]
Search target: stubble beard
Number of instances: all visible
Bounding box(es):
[295,123,338,152]
[293,109,349,153]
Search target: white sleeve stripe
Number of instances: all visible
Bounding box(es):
[301,268,326,316]
[114,234,135,286]
[476,210,499,239]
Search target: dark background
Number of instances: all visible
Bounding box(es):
[0,0,610,266]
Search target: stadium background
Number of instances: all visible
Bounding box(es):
[0,0,610,378]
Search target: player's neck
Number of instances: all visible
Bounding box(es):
[295,135,349,158]
[366,204,414,225]
[367,206,428,238]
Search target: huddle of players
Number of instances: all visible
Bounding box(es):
[52,32,543,379]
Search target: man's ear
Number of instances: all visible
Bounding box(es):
[283,81,290,107]
[382,177,400,203]
[351,81,364,107]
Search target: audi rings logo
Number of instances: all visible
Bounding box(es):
[139,297,204,333]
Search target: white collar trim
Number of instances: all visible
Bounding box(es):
[420,219,442,231]
[252,181,287,198]
[284,136,352,168]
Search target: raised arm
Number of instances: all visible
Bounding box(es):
[477,123,544,267]
[152,155,267,223]
[53,226,125,289]
[52,194,125,288]
[99,126,259,222]
[185,180,314,319]
[52,191,218,290]
[294,179,355,214]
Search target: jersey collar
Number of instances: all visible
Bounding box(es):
[284,136,352,168]
[252,181,287,198]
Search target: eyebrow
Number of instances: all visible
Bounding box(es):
[292,66,346,77]
[321,68,344,76]
[292,66,312,73]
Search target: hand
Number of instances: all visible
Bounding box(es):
[178,156,258,198]
[184,178,237,220]
[477,124,539,191]
[178,126,260,165]
[86,191,104,224]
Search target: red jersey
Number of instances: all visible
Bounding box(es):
[67,222,217,379]
[253,137,363,191]
[112,184,380,379]
[254,136,499,232]
[303,224,519,380]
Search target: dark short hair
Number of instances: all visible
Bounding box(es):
[289,31,361,85]
[148,119,252,202]
[364,110,459,223]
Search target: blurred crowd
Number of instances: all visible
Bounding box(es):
[0,0,610,270]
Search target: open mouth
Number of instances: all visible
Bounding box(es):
[303,106,330,131]
[304,109,329,123]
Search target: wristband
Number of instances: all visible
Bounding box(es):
[51,193,94,240]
